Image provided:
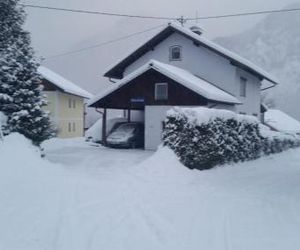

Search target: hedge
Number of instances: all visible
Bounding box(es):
[163,107,300,170]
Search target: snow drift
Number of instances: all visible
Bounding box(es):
[2,134,300,249]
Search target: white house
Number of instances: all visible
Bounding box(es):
[89,23,279,150]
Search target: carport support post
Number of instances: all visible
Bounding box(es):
[127,108,131,122]
[102,108,107,146]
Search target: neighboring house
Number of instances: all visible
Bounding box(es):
[89,23,279,150]
[38,66,92,138]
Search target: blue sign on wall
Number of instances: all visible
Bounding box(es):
[130,97,145,103]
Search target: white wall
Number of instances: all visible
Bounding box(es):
[124,32,262,117]
[235,68,261,116]
[207,102,237,112]
[124,33,237,95]
[144,106,174,150]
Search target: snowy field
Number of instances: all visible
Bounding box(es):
[1,134,300,250]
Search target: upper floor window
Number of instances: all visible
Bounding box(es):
[68,98,72,108]
[155,83,168,100]
[240,77,247,97]
[169,45,182,61]
[68,98,76,109]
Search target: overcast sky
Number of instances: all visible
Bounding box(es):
[22,0,300,94]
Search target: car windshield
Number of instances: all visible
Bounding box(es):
[114,124,136,134]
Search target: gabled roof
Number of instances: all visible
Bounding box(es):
[89,60,241,107]
[38,66,93,99]
[104,23,279,85]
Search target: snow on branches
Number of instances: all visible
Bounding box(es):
[0,0,54,144]
[163,107,300,170]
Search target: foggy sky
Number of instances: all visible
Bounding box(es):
[22,0,300,94]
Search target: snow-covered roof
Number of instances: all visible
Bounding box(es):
[38,66,93,99]
[89,60,241,106]
[265,109,300,133]
[105,23,279,85]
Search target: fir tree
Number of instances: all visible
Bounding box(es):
[0,0,54,144]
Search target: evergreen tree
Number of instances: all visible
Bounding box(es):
[0,0,54,144]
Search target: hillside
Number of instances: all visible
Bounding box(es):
[215,4,300,119]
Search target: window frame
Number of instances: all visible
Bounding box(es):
[240,77,247,97]
[68,122,72,132]
[169,45,182,61]
[155,83,168,101]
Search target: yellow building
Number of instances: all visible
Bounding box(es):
[38,66,92,138]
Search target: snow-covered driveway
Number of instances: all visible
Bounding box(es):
[2,135,300,250]
[44,138,153,177]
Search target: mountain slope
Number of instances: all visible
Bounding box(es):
[215,4,300,119]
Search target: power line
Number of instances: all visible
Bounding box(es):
[21,3,300,22]
[20,4,176,21]
[45,25,164,60]
[187,7,300,20]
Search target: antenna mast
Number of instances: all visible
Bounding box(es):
[177,16,186,26]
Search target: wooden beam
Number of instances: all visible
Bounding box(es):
[102,108,107,146]
[127,108,131,122]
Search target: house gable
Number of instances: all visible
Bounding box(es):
[41,79,61,92]
[123,32,239,95]
[38,66,92,99]
[91,69,209,109]
[104,23,279,86]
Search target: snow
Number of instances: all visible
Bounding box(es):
[85,117,127,142]
[89,60,241,106]
[0,93,13,102]
[265,109,300,134]
[167,106,258,125]
[38,66,93,99]
[2,134,300,249]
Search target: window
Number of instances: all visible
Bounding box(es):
[240,77,247,97]
[72,99,76,109]
[68,98,72,108]
[72,122,76,132]
[68,122,72,132]
[169,45,182,61]
[155,83,168,100]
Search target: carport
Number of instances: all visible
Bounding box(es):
[99,106,144,146]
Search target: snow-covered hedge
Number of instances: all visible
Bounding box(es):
[163,107,300,170]
[0,112,7,140]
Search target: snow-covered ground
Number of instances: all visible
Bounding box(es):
[1,134,300,250]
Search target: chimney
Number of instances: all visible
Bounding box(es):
[190,26,203,35]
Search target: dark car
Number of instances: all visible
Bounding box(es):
[106,122,144,149]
